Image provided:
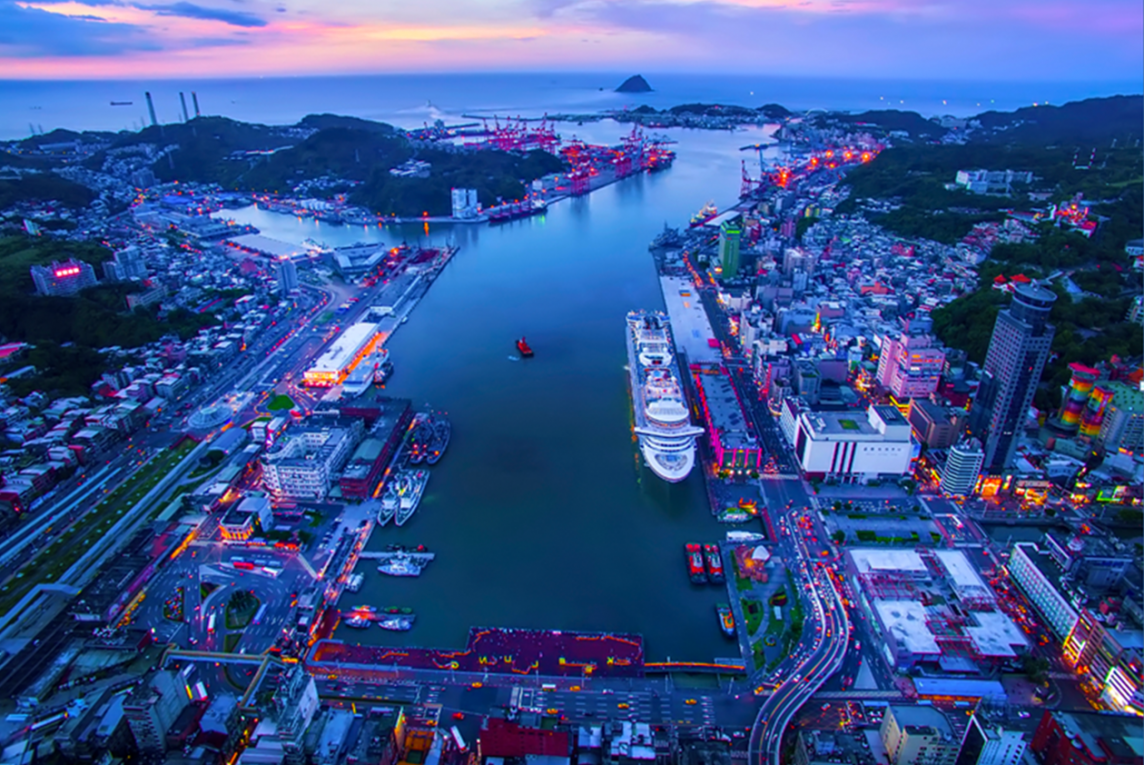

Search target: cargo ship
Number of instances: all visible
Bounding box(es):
[704,544,725,583]
[685,543,708,584]
[717,604,736,637]
[626,311,704,482]
[516,337,534,357]
[689,202,717,228]
[426,419,451,465]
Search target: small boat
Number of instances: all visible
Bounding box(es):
[110,101,133,106]
[426,419,451,465]
[344,616,371,629]
[717,604,736,637]
[685,543,707,584]
[378,485,398,525]
[516,337,534,357]
[344,573,364,593]
[396,470,428,526]
[704,544,725,584]
[407,417,431,464]
[378,615,415,631]
[377,553,425,577]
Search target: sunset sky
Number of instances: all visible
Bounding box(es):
[2,0,1141,81]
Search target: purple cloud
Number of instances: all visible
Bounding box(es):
[133,1,267,27]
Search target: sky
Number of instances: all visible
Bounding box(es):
[1,0,1142,82]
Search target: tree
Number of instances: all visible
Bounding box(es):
[832,530,846,545]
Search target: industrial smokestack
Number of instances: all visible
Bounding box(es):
[179,92,190,122]
[145,92,158,127]
[192,92,201,117]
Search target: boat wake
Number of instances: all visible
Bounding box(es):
[508,355,521,362]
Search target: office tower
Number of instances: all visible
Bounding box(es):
[968,284,1056,473]
[122,671,191,754]
[277,259,299,296]
[719,218,741,279]
[30,259,97,296]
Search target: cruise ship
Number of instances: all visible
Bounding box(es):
[626,311,704,482]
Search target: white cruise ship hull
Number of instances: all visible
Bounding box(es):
[627,310,704,484]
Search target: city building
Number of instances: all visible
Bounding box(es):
[954,169,1034,195]
[782,246,815,277]
[451,187,480,219]
[1029,710,1144,765]
[908,399,966,450]
[261,419,364,500]
[103,246,148,281]
[719,219,742,279]
[968,284,1057,473]
[690,364,761,472]
[845,548,1027,672]
[880,704,962,765]
[218,494,274,542]
[955,713,1031,765]
[276,258,298,296]
[303,322,384,387]
[941,440,984,496]
[1063,609,1144,716]
[122,670,192,755]
[1007,542,1079,640]
[876,333,946,400]
[1100,382,1144,454]
[792,405,913,483]
[30,258,98,296]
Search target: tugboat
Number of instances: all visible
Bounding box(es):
[426,419,451,465]
[717,604,736,637]
[378,614,415,631]
[704,544,725,584]
[516,337,534,357]
[395,470,428,526]
[685,543,708,584]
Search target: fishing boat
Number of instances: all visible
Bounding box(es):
[516,337,534,357]
[378,615,415,631]
[426,419,451,465]
[717,604,736,637]
[395,470,428,526]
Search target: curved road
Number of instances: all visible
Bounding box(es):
[749,510,850,765]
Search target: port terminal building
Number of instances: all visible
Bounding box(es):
[790,405,914,483]
[303,322,384,387]
[844,547,1028,673]
[689,364,762,472]
[336,396,413,499]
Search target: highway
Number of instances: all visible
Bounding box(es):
[749,509,850,765]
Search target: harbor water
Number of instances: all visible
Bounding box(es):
[223,123,776,662]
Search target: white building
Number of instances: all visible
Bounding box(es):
[1007,542,1079,639]
[303,322,381,387]
[941,440,984,496]
[958,714,1029,765]
[261,421,363,500]
[794,405,913,482]
[880,705,960,765]
[451,187,480,219]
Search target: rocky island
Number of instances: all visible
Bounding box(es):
[616,74,653,93]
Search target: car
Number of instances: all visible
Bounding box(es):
[617,703,630,710]
[546,708,559,715]
[821,703,831,710]
[684,699,697,705]
[453,712,464,720]
[569,685,581,692]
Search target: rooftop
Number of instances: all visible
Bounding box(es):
[693,367,755,449]
[875,600,939,655]
[308,322,380,374]
[659,275,720,364]
[850,548,928,576]
[887,705,955,739]
[226,233,306,259]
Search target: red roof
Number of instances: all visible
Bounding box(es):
[1011,273,1031,284]
[479,718,569,758]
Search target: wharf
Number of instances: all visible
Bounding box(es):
[658,275,721,364]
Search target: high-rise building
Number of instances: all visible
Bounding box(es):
[876,333,947,399]
[1099,381,1144,454]
[276,258,298,296]
[941,439,984,496]
[30,258,97,296]
[450,187,480,219]
[104,246,148,281]
[122,670,191,754]
[955,713,1030,765]
[719,219,742,279]
[1007,542,1078,640]
[968,284,1056,472]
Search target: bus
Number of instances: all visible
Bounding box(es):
[252,604,268,626]
[233,560,255,570]
[207,613,216,633]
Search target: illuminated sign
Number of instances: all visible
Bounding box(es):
[54,266,82,277]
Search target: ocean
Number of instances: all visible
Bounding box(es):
[1,72,1139,140]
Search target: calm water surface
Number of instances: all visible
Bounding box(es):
[225,123,772,662]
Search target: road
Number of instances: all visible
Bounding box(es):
[749,509,850,765]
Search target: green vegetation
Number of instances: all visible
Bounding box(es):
[0,236,217,395]
[730,554,752,591]
[1021,654,1050,685]
[267,394,296,412]
[0,173,95,209]
[741,597,763,636]
[225,590,260,631]
[832,530,846,544]
[223,634,242,654]
[201,582,219,601]
[752,641,767,670]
